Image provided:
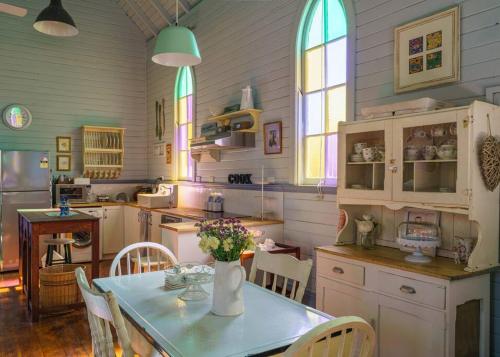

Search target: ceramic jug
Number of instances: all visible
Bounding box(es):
[211,260,246,316]
[240,85,254,110]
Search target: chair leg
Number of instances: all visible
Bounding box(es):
[64,244,72,264]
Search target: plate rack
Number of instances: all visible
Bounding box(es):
[82,126,125,179]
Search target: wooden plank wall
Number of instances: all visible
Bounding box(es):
[0,0,147,179]
[146,0,500,351]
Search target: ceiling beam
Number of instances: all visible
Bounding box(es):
[178,0,191,14]
[123,0,158,37]
[149,0,173,26]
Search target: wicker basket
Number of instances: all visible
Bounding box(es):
[40,264,86,309]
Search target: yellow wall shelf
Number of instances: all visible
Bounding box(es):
[205,109,262,133]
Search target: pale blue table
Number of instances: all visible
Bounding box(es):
[93,271,332,357]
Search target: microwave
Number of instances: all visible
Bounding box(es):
[55,184,91,204]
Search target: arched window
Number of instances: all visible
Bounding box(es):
[298,0,348,186]
[174,66,194,180]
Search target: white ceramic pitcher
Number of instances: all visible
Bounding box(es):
[211,260,246,316]
[240,85,254,110]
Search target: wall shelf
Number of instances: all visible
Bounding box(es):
[82,125,125,179]
[205,108,262,133]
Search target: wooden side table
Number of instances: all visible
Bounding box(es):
[240,242,300,266]
[18,210,100,322]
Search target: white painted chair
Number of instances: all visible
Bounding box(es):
[75,267,135,357]
[249,247,313,303]
[283,316,376,357]
[110,242,178,277]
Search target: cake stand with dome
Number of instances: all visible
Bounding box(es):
[397,221,441,263]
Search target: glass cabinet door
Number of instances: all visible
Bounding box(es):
[392,110,469,206]
[338,119,393,201]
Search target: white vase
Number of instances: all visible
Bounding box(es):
[240,85,254,110]
[211,260,246,316]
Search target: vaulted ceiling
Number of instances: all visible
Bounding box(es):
[116,0,202,39]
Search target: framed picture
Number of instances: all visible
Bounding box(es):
[154,143,165,158]
[394,6,460,93]
[263,121,282,155]
[56,136,71,152]
[56,155,71,171]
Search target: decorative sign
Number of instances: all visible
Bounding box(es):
[228,174,252,184]
[2,104,32,130]
[394,6,460,93]
[56,155,71,171]
[166,143,172,164]
[56,136,71,153]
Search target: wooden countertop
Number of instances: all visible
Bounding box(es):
[18,209,99,223]
[160,218,284,233]
[315,245,496,281]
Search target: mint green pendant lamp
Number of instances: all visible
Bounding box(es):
[152,0,201,67]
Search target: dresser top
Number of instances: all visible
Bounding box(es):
[315,245,496,280]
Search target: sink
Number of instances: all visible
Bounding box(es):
[137,193,172,208]
[137,184,178,208]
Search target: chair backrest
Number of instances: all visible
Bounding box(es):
[249,247,312,302]
[109,242,178,277]
[284,316,376,357]
[74,267,134,357]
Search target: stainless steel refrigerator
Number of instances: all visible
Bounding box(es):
[0,151,51,272]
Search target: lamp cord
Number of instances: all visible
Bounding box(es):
[176,0,179,25]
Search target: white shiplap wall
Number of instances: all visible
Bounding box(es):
[0,0,147,179]
[146,0,500,350]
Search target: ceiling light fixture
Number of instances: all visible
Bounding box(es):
[152,0,201,67]
[33,0,78,37]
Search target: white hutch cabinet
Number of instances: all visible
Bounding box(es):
[317,101,500,356]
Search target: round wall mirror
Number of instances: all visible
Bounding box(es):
[2,104,32,130]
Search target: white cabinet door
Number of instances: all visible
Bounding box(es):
[316,276,376,328]
[392,109,469,206]
[102,206,124,255]
[338,118,393,202]
[123,206,141,246]
[377,295,445,357]
[150,211,162,244]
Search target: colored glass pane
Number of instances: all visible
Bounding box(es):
[179,124,188,150]
[187,95,193,122]
[326,0,347,41]
[305,136,324,179]
[305,0,323,50]
[178,151,188,178]
[188,123,193,146]
[325,134,338,181]
[326,85,346,133]
[326,38,346,87]
[305,46,324,93]
[304,91,324,135]
[178,97,187,125]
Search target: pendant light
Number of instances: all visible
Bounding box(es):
[33,0,78,37]
[152,0,201,67]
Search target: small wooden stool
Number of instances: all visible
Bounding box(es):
[43,238,75,266]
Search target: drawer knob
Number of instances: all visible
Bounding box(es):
[400,285,416,294]
[332,266,344,274]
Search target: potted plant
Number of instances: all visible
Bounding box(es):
[196,218,254,316]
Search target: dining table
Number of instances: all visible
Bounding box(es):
[93,271,332,357]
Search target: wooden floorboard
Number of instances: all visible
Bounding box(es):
[0,260,121,357]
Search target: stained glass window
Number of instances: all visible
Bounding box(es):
[175,66,194,180]
[301,0,347,185]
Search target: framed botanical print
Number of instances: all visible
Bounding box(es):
[264,121,282,155]
[56,136,71,153]
[56,155,71,171]
[394,6,460,93]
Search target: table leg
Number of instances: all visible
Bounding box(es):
[30,224,40,322]
[91,220,100,279]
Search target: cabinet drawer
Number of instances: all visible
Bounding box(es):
[317,256,365,286]
[378,271,446,309]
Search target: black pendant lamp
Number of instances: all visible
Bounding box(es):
[33,0,78,37]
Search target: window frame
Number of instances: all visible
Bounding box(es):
[293,0,356,187]
[174,66,196,181]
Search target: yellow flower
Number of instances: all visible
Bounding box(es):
[222,238,233,252]
[208,236,220,250]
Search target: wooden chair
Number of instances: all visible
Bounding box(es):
[110,242,178,277]
[75,267,135,357]
[283,316,376,357]
[249,247,312,303]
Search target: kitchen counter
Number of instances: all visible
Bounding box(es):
[316,244,496,280]
[160,217,284,233]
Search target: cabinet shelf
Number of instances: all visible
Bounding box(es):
[84,148,123,154]
[82,126,125,179]
[347,161,384,165]
[404,159,457,163]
